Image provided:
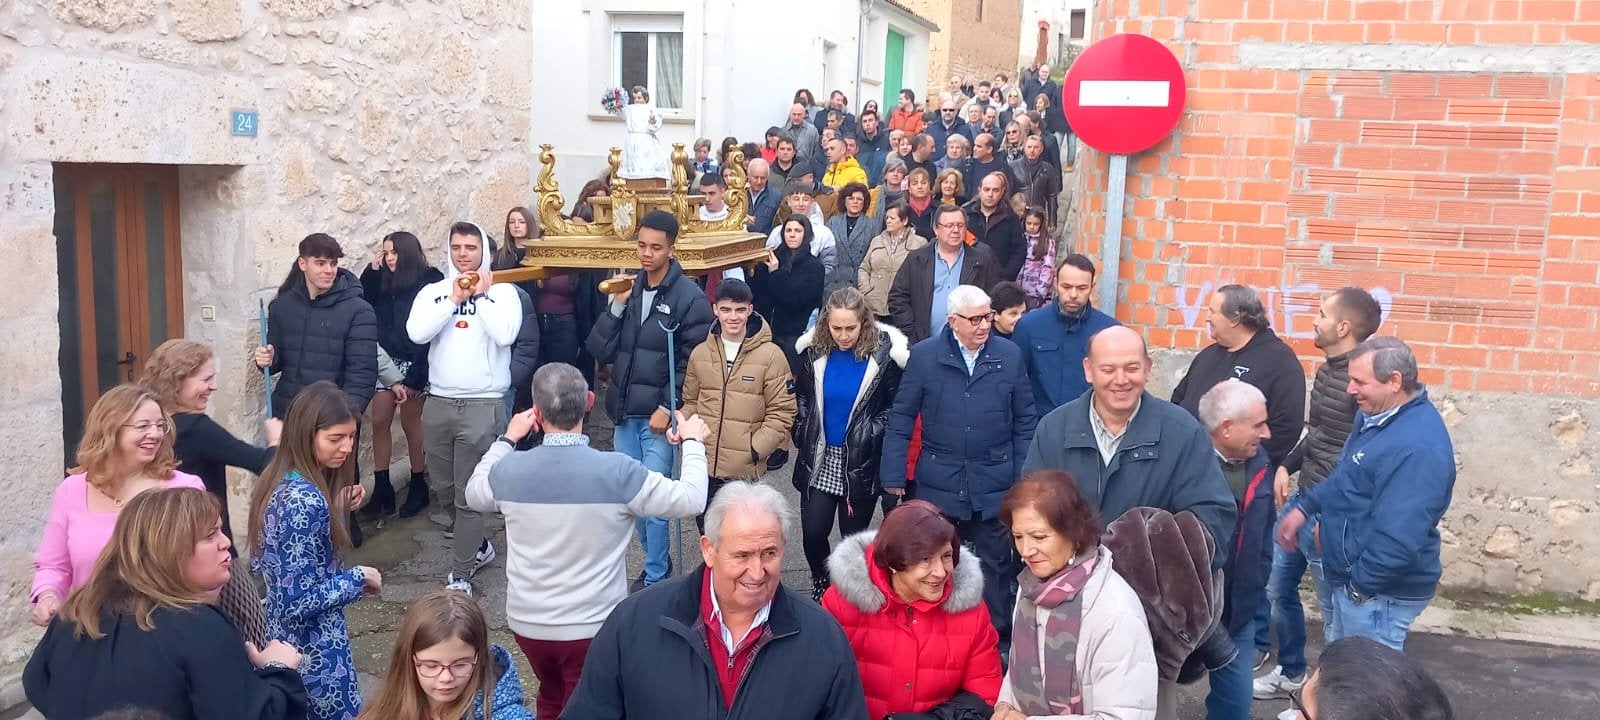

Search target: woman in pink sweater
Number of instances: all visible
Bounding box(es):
[30,384,204,626]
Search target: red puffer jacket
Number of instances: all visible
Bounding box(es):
[821,532,1003,719]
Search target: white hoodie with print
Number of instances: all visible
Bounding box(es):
[406,223,523,399]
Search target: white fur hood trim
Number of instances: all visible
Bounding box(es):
[826,530,985,614]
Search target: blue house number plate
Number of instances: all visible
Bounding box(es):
[231,110,258,137]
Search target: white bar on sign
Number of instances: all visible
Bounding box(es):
[1079,80,1170,108]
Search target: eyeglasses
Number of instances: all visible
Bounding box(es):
[1288,688,1312,720]
[954,311,996,326]
[936,221,966,229]
[941,108,957,113]
[123,421,171,435]
[414,655,478,679]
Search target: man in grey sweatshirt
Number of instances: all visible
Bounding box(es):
[465,362,709,720]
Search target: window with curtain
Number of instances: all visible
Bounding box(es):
[612,15,684,110]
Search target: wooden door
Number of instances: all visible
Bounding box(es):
[53,164,184,460]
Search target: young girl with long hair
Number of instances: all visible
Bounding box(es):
[250,381,383,720]
[358,590,533,720]
[24,487,308,719]
[360,231,442,518]
[1015,208,1056,307]
[31,385,205,628]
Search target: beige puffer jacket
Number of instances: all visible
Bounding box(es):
[856,229,929,317]
[680,314,797,480]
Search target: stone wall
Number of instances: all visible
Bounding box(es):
[1077,0,1600,600]
[0,0,533,663]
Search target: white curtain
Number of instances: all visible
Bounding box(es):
[656,31,683,109]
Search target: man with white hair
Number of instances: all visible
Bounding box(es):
[744,158,780,235]
[1276,336,1456,651]
[563,481,868,719]
[1197,379,1276,720]
[882,283,1037,656]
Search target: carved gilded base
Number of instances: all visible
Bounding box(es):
[494,231,768,284]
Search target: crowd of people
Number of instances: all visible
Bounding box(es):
[21,80,1459,720]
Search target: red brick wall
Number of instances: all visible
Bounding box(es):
[1077,0,1600,397]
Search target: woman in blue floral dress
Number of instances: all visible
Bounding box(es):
[249,381,382,720]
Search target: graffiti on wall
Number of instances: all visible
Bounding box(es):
[1175,282,1394,340]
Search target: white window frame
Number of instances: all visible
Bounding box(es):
[610,14,685,112]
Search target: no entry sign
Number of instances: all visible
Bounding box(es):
[1062,33,1187,155]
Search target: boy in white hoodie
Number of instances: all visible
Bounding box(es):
[406,221,523,592]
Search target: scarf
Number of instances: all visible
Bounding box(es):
[1010,551,1099,716]
[908,193,932,215]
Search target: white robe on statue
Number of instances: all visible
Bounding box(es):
[620,103,669,179]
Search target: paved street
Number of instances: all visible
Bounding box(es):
[337,403,1600,719]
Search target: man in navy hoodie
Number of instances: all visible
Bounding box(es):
[1276,336,1455,651]
[1012,254,1120,411]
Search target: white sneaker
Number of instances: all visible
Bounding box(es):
[1254,665,1306,700]
[445,572,475,596]
[1277,709,1301,720]
[472,540,496,575]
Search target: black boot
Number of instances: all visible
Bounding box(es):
[348,512,364,548]
[398,471,430,518]
[811,576,830,603]
[362,470,397,518]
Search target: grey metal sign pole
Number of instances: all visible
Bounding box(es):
[1098,153,1128,313]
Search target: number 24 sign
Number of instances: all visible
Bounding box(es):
[231,109,259,137]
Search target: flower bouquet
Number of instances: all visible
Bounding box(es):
[600,86,626,115]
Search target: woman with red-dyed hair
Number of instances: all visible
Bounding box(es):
[821,500,1003,719]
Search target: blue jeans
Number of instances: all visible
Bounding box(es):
[1253,500,1332,679]
[1327,589,1430,650]
[614,417,675,584]
[1204,619,1256,720]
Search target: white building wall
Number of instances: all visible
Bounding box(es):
[1019,0,1093,69]
[532,0,931,199]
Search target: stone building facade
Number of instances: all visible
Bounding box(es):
[1074,0,1600,601]
[897,0,1022,101]
[0,0,532,665]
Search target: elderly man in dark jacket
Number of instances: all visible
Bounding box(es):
[881,284,1036,656]
[1197,380,1276,720]
[587,210,715,588]
[562,482,868,720]
[887,204,1003,343]
[255,233,379,417]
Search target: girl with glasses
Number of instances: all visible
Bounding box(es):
[30,384,205,628]
[359,589,533,720]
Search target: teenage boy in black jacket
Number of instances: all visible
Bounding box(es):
[587,210,715,588]
[1171,284,1306,466]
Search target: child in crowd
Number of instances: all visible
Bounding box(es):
[358,589,533,720]
[1016,208,1056,307]
[990,281,1029,341]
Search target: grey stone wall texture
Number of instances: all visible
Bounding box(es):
[0,0,532,663]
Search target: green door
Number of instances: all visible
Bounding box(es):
[884,29,905,110]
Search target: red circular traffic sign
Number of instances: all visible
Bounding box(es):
[1061,33,1187,155]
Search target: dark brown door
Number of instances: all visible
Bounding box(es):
[53,164,184,460]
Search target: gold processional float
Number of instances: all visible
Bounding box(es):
[486,143,769,292]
